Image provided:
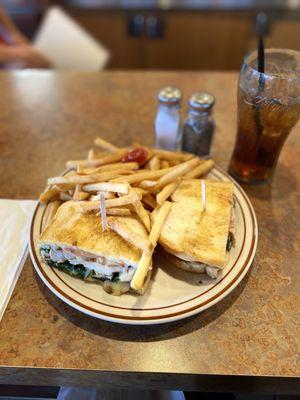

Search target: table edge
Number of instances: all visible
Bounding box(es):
[0,367,299,394]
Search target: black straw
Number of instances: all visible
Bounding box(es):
[252,13,267,147]
[253,36,265,140]
[257,36,265,74]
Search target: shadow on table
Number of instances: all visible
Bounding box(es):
[36,263,252,342]
[241,161,297,202]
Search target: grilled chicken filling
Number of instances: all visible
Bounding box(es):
[40,244,136,283]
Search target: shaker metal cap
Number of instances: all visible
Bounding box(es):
[158,86,182,105]
[189,92,215,110]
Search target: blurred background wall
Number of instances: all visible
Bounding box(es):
[1,0,299,70]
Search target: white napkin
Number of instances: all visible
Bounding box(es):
[0,199,37,321]
[34,7,110,71]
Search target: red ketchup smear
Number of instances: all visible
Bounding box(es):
[122,147,148,166]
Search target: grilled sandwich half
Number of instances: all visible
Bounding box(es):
[158,179,235,278]
[39,201,151,295]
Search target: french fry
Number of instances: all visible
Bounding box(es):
[131,201,171,291]
[87,147,108,160]
[54,182,75,191]
[108,220,152,252]
[138,180,158,189]
[65,170,76,177]
[52,170,76,188]
[82,182,130,194]
[88,194,99,201]
[131,187,147,196]
[79,162,139,175]
[59,192,73,201]
[161,160,170,169]
[74,191,89,201]
[106,192,141,207]
[143,148,154,165]
[66,159,101,169]
[76,165,81,174]
[96,208,131,216]
[66,149,128,169]
[94,137,120,153]
[80,192,141,212]
[48,171,124,186]
[156,180,180,206]
[184,153,194,161]
[149,201,171,245]
[111,167,173,184]
[156,158,199,188]
[47,176,88,185]
[87,149,96,160]
[133,199,151,232]
[107,208,131,216]
[73,184,89,201]
[131,251,153,290]
[39,186,60,204]
[97,191,116,200]
[148,155,160,170]
[73,183,81,195]
[167,160,181,167]
[89,193,115,201]
[184,159,215,179]
[153,149,187,161]
[151,205,160,221]
[79,168,135,177]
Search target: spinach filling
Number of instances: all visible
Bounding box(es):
[226,233,233,252]
[47,258,90,280]
[40,247,120,282]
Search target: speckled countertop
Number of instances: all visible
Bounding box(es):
[0,71,299,392]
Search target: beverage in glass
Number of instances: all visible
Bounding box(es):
[228,49,300,184]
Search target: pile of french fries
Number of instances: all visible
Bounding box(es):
[39,137,214,291]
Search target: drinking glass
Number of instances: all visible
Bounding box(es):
[228,49,300,184]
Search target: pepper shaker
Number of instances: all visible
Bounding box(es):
[182,92,215,157]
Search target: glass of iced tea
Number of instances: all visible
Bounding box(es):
[228,49,300,184]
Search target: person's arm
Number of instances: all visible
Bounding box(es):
[0,7,51,68]
[0,44,52,68]
[0,6,28,44]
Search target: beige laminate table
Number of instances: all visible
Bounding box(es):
[0,71,299,394]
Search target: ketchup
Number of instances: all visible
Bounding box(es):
[122,147,148,165]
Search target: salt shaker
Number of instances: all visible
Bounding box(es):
[182,92,215,157]
[155,86,182,150]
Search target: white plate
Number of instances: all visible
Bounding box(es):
[29,167,258,325]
